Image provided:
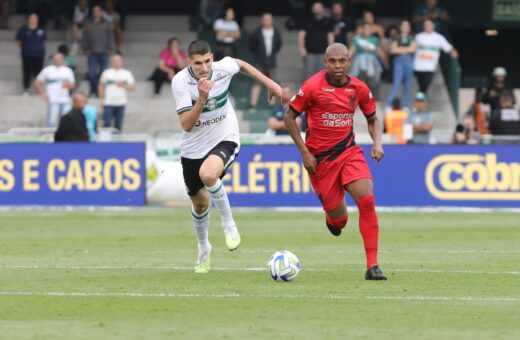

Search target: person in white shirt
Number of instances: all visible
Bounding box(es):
[213,7,241,60]
[171,40,281,274]
[34,53,75,127]
[98,54,135,131]
[413,19,458,94]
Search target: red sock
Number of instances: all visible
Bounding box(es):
[356,194,379,269]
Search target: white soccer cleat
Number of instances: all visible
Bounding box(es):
[223,225,241,251]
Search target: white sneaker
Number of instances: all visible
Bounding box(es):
[223,225,241,251]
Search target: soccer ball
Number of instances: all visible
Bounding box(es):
[267,251,300,282]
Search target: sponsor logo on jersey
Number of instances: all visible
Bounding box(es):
[321,112,354,127]
[206,98,218,111]
[194,114,227,128]
[425,153,520,200]
[345,88,356,92]
[322,88,335,92]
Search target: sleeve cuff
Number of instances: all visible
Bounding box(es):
[289,105,302,116]
[177,106,192,114]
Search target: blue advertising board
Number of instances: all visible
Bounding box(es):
[224,145,520,208]
[0,143,146,205]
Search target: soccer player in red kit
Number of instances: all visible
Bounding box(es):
[284,43,386,280]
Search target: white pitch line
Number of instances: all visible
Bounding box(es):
[0,265,519,275]
[0,291,519,303]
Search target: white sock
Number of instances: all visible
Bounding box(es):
[191,207,210,249]
[206,178,235,227]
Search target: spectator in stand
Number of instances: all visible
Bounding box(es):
[15,13,46,95]
[70,0,89,54]
[412,0,449,33]
[0,0,11,29]
[489,92,520,137]
[47,44,78,85]
[328,1,355,45]
[483,67,516,112]
[385,20,416,112]
[298,2,333,81]
[349,21,387,97]
[384,97,408,144]
[356,10,385,43]
[407,92,433,144]
[102,0,122,54]
[26,0,50,27]
[54,91,91,142]
[34,52,75,127]
[98,54,135,132]
[82,4,114,97]
[213,7,241,60]
[268,86,301,135]
[453,115,482,145]
[466,87,489,135]
[249,12,282,109]
[285,0,306,30]
[413,19,457,94]
[199,0,225,30]
[149,37,187,98]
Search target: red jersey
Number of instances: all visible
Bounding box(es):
[289,70,376,163]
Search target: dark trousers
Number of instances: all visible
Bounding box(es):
[414,71,434,94]
[22,55,43,90]
[103,105,125,131]
[149,67,179,95]
[87,52,109,96]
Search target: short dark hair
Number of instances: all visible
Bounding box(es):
[188,40,211,57]
[391,97,402,110]
[57,44,69,55]
[168,37,180,48]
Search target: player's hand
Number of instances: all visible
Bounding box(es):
[267,82,282,102]
[371,144,384,162]
[198,78,214,101]
[302,151,317,175]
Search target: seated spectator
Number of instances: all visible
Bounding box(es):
[384,98,408,144]
[149,37,186,98]
[0,0,11,29]
[268,86,300,135]
[99,54,135,132]
[466,87,489,135]
[214,7,241,60]
[385,20,416,111]
[356,10,385,43]
[102,0,122,54]
[412,0,450,33]
[15,13,46,95]
[349,21,387,97]
[489,92,520,136]
[34,52,75,127]
[413,19,457,94]
[328,1,355,45]
[482,67,516,112]
[249,12,282,109]
[54,91,91,142]
[70,0,89,55]
[453,115,482,145]
[407,92,433,144]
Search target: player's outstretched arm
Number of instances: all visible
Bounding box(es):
[235,59,282,101]
[178,78,214,132]
[284,108,316,175]
[366,114,384,162]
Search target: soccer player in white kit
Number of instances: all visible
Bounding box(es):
[172,40,282,273]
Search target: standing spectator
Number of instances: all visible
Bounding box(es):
[407,92,433,144]
[102,0,122,54]
[15,13,46,95]
[70,0,89,54]
[54,92,90,142]
[34,52,75,127]
[412,0,450,33]
[98,54,135,132]
[268,86,300,135]
[466,87,489,135]
[47,44,78,87]
[149,37,187,98]
[248,12,282,109]
[349,21,387,96]
[26,0,50,27]
[213,7,241,60]
[413,19,457,94]
[298,2,333,81]
[328,1,354,45]
[489,92,520,137]
[453,115,482,145]
[82,4,115,97]
[199,0,225,30]
[356,10,385,43]
[483,67,516,112]
[385,20,416,111]
[0,0,11,29]
[384,98,408,144]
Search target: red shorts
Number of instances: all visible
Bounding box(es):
[309,145,372,211]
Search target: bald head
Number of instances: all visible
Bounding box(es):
[72,92,88,110]
[325,43,349,58]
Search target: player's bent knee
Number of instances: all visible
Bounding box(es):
[199,169,219,187]
[192,202,209,214]
[327,213,348,229]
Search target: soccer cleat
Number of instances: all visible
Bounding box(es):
[194,243,212,274]
[326,220,342,236]
[365,265,387,281]
[223,225,241,251]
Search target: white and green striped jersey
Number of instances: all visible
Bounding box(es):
[171,57,241,159]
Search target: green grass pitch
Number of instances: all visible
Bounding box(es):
[0,209,519,339]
